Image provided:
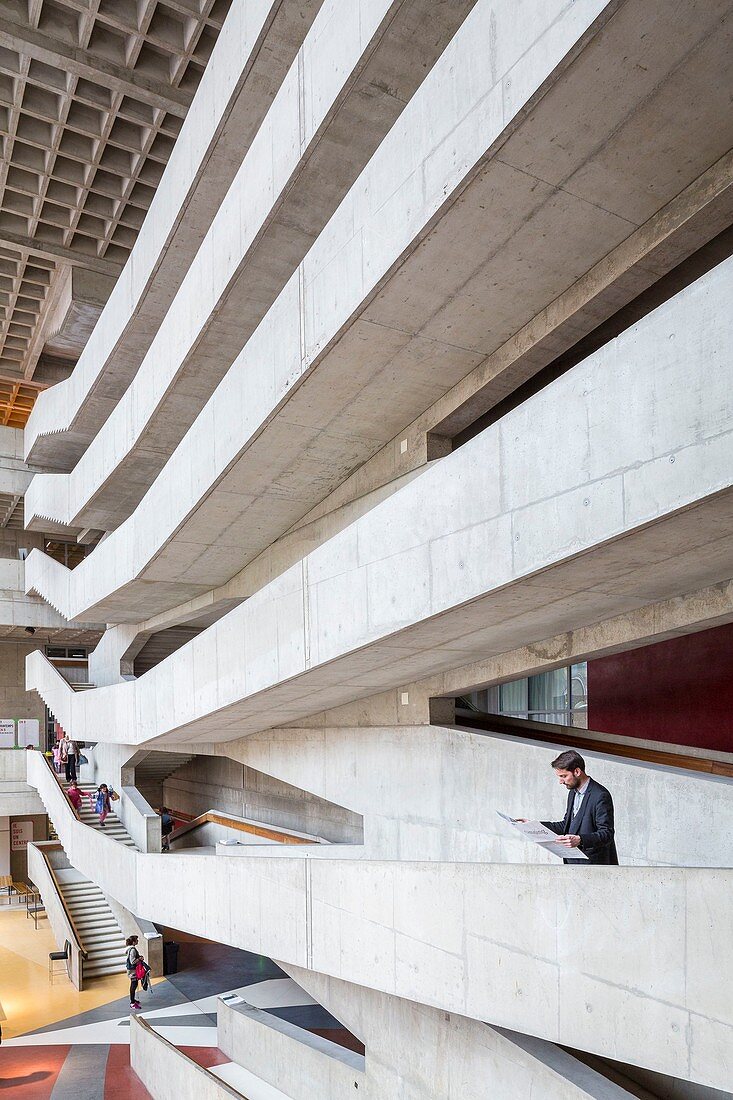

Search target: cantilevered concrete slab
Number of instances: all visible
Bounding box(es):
[25,0,478,534]
[29,0,733,624]
[26,257,733,743]
[24,0,733,622]
[23,0,325,470]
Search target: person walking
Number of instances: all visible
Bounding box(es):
[520,749,618,865]
[125,936,142,1010]
[89,783,116,826]
[52,740,62,775]
[60,735,78,782]
[66,780,83,813]
[159,807,174,851]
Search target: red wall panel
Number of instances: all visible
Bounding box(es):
[587,623,733,753]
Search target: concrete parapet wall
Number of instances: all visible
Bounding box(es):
[26,748,733,1091]
[25,0,477,538]
[27,841,84,990]
[284,964,640,1100]
[218,996,364,1100]
[218,724,733,868]
[130,1016,240,1100]
[164,755,362,845]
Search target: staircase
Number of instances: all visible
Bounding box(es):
[132,750,195,806]
[134,751,195,785]
[76,784,137,848]
[55,867,127,980]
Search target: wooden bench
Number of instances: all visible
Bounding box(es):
[0,876,32,905]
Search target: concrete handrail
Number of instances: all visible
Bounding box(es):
[39,751,82,822]
[36,756,163,975]
[218,995,364,1100]
[119,785,162,854]
[130,1015,250,1100]
[26,841,86,990]
[27,749,138,912]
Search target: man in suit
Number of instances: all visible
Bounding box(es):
[540,749,618,865]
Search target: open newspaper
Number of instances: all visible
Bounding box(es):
[497,811,588,860]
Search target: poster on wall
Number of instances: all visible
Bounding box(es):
[0,719,14,749]
[11,820,32,851]
[17,719,40,747]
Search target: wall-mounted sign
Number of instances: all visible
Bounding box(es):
[11,820,32,851]
[0,720,14,749]
[17,719,40,748]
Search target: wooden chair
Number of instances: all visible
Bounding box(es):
[0,875,12,904]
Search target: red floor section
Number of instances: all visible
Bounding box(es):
[311,1027,366,1055]
[0,1044,70,1098]
[180,1045,231,1070]
[104,1043,153,1100]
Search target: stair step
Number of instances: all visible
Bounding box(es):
[87,943,126,956]
[83,964,126,977]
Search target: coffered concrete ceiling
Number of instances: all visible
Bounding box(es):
[0,0,232,418]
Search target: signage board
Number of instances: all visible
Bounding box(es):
[0,720,14,749]
[17,719,40,748]
[11,820,32,851]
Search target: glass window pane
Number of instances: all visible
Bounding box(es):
[500,678,528,717]
[528,668,569,722]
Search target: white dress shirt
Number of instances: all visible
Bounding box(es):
[571,776,591,820]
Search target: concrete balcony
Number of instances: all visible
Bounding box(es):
[22,0,733,625]
[23,0,325,470]
[25,256,733,743]
[23,0,475,534]
[24,749,733,1092]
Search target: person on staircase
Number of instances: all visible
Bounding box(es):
[60,735,79,782]
[66,780,83,813]
[89,783,117,826]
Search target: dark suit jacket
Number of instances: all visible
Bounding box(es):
[542,778,619,865]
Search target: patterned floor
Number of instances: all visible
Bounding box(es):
[0,932,363,1098]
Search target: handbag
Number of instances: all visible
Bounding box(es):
[135,959,147,980]
[110,789,120,801]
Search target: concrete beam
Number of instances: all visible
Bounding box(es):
[0,229,123,277]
